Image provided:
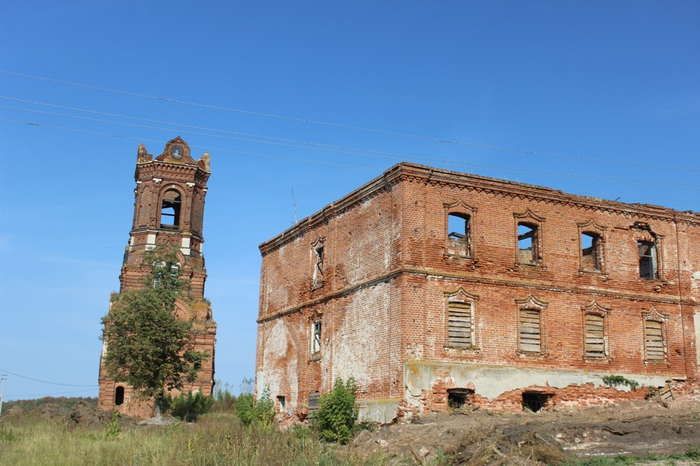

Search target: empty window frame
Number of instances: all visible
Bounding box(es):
[277,395,286,413]
[517,223,538,264]
[644,319,664,361]
[312,243,324,286]
[160,189,182,228]
[581,232,602,271]
[448,301,472,347]
[114,386,125,406]
[447,213,471,256]
[638,241,658,280]
[584,313,606,358]
[519,309,542,353]
[311,320,322,355]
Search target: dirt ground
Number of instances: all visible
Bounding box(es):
[350,398,700,465]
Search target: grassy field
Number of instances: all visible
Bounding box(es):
[0,412,391,466]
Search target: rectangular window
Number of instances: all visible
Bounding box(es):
[584,314,605,358]
[277,395,286,413]
[308,391,320,412]
[311,320,322,355]
[313,245,324,286]
[519,309,541,352]
[448,302,472,347]
[447,213,471,256]
[581,232,601,271]
[517,223,538,264]
[638,241,658,280]
[645,320,664,361]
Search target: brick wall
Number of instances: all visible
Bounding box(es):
[257,163,699,421]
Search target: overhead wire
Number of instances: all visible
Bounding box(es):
[0,70,695,172]
[0,368,99,387]
[3,95,696,174]
[1,115,699,192]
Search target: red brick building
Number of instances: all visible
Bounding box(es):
[256,162,700,422]
[98,137,216,418]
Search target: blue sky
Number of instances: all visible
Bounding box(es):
[1,1,698,401]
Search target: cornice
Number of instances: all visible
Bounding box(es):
[256,266,695,324]
[258,162,699,256]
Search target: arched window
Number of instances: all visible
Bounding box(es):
[160,189,181,229]
[581,232,602,271]
[517,222,538,265]
[115,386,125,406]
[638,241,658,280]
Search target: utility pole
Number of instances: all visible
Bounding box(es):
[0,374,6,416]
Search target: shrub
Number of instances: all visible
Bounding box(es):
[169,391,214,422]
[314,378,358,444]
[602,375,639,389]
[235,386,275,427]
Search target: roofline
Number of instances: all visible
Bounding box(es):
[259,162,699,256]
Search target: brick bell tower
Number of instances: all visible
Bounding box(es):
[98,136,216,418]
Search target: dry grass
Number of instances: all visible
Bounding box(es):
[0,412,387,466]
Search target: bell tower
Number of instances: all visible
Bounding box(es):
[98,137,216,418]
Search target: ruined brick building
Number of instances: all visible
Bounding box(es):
[256,163,700,422]
[98,137,216,418]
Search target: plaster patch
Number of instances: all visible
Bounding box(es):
[405,361,670,401]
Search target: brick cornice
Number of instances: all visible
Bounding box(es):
[256,266,695,324]
[259,163,699,256]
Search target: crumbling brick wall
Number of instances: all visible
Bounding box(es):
[257,163,700,421]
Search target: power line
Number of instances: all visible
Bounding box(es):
[6,388,97,398]
[1,70,694,172]
[2,116,699,191]
[0,368,99,387]
[2,96,698,175]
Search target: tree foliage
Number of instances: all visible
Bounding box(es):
[314,378,358,444]
[168,391,214,422]
[100,247,207,413]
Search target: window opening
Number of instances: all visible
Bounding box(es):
[448,213,471,255]
[522,392,551,412]
[519,309,541,353]
[517,223,537,264]
[638,241,657,280]
[308,391,320,413]
[448,302,472,347]
[115,386,125,406]
[584,314,605,358]
[277,395,286,413]
[581,232,601,271]
[160,189,181,229]
[313,244,324,286]
[447,388,474,409]
[311,320,322,355]
[645,320,664,361]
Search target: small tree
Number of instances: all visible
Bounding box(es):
[101,246,208,416]
[235,379,275,426]
[314,378,358,444]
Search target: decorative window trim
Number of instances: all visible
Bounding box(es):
[443,287,479,350]
[311,237,325,289]
[642,307,668,364]
[631,222,664,281]
[514,209,546,267]
[443,200,478,260]
[515,295,547,355]
[577,220,606,274]
[581,301,611,361]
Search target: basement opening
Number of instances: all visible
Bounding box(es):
[522,391,552,412]
[447,388,474,409]
[114,386,125,406]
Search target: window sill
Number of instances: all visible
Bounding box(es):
[308,354,322,362]
[584,356,611,364]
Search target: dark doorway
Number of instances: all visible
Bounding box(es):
[522,392,552,412]
[115,386,125,406]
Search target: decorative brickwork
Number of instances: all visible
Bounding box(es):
[256,163,700,422]
[98,137,216,419]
